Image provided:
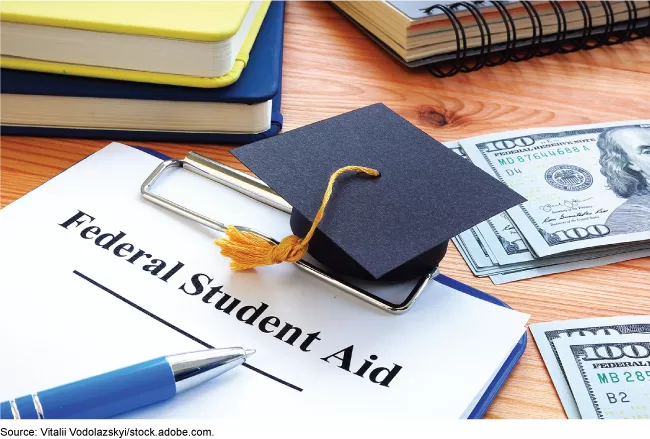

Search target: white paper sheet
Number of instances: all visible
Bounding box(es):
[0,143,529,418]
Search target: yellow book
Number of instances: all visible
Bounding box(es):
[0,1,271,88]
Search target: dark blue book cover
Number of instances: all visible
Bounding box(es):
[0,1,285,144]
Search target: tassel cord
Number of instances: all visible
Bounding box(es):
[215,165,380,270]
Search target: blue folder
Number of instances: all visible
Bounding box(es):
[134,144,528,419]
[435,275,527,419]
[0,1,285,145]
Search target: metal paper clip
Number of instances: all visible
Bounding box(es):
[141,152,438,314]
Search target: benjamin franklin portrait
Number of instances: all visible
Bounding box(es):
[597,127,650,235]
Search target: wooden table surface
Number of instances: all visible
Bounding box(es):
[2,1,649,419]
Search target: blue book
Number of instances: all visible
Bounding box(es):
[0,1,285,145]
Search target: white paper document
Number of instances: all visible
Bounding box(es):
[0,143,529,418]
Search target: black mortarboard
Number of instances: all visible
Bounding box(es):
[231,104,526,281]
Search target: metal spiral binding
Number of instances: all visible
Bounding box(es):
[484,1,516,67]
[419,1,650,78]
[456,2,491,72]
[557,1,590,53]
[425,4,465,77]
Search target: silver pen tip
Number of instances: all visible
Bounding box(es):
[244,349,256,358]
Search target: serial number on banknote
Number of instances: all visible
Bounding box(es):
[597,370,650,384]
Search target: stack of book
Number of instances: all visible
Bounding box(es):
[0,1,285,144]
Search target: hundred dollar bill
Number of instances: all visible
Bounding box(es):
[447,137,650,283]
[452,229,496,271]
[488,240,650,280]
[491,245,650,284]
[555,335,650,419]
[447,143,496,272]
[448,141,534,268]
[455,197,650,280]
[456,224,650,280]
[460,121,650,258]
[475,212,533,265]
[531,317,650,418]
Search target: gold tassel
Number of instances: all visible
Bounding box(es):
[215,165,380,270]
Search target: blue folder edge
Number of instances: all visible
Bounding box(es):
[133,145,527,419]
[435,274,527,419]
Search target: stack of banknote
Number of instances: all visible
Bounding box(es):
[531,316,650,419]
[449,120,650,284]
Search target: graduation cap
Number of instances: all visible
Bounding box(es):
[216,104,525,281]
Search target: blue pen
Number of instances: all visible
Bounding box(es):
[0,347,254,419]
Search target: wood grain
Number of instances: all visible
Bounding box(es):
[2,1,649,419]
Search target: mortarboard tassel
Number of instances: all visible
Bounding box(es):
[215,165,380,271]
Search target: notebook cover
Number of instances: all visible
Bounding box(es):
[0,1,254,41]
[386,1,514,20]
[0,1,285,145]
[0,1,270,88]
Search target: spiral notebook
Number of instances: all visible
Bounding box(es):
[332,1,650,77]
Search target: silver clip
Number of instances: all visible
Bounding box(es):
[141,152,438,314]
